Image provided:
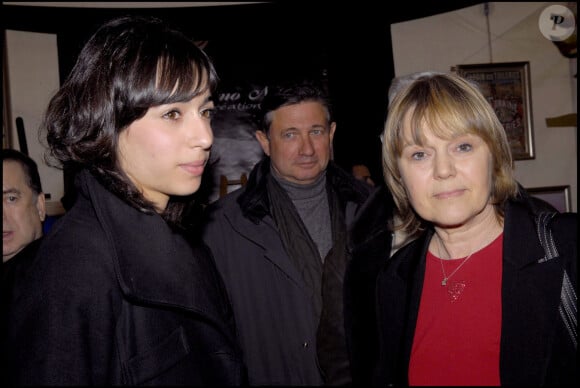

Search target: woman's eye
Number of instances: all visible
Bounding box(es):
[163,110,181,120]
[457,143,473,152]
[411,151,426,160]
[201,108,215,119]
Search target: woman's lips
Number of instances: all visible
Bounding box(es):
[435,189,465,199]
[180,161,206,176]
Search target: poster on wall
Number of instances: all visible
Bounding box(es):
[453,61,535,160]
[526,185,571,212]
[200,81,267,203]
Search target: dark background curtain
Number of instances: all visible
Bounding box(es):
[2,1,482,193]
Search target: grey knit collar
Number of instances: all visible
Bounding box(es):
[270,166,327,201]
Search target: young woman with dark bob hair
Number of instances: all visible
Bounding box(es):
[1,15,246,385]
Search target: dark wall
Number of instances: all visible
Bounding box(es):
[2,1,482,183]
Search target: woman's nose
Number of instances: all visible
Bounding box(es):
[188,118,213,149]
[433,153,456,179]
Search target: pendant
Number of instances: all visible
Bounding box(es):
[441,278,448,286]
[446,280,466,302]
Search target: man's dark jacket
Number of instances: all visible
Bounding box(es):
[201,158,393,385]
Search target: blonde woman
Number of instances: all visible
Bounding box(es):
[374,72,576,386]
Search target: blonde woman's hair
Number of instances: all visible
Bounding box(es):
[382,72,518,236]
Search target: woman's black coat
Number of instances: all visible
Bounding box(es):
[373,192,577,386]
[2,170,246,385]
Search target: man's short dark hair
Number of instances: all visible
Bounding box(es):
[2,148,43,195]
[260,78,332,134]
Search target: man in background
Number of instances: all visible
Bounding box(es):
[2,148,46,379]
[3,148,45,264]
[201,79,394,385]
[351,163,375,187]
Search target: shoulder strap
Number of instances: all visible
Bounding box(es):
[535,212,577,349]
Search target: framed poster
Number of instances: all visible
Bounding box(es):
[526,185,571,213]
[454,61,535,160]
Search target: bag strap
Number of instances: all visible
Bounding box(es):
[535,212,577,349]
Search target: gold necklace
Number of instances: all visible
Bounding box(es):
[436,234,475,286]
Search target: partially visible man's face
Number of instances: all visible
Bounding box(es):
[352,164,375,187]
[3,160,45,262]
[256,101,336,185]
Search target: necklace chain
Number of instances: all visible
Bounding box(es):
[436,235,475,286]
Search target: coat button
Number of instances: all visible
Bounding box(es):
[303,342,309,348]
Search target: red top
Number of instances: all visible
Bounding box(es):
[409,233,503,386]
